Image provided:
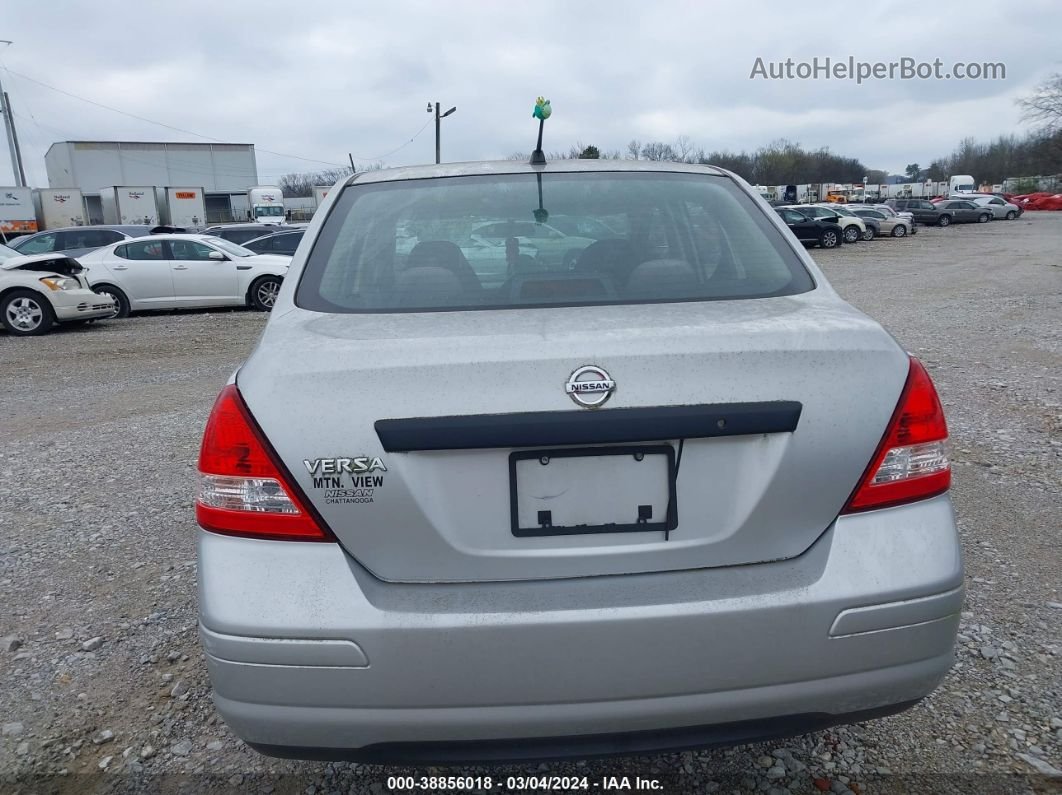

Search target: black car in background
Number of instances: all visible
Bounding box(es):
[203,224,300,245]
[243,229,306,256]
[774,207,844,248]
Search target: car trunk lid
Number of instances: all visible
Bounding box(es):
[239,293,908,582]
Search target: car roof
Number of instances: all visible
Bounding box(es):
[343,159,728,187]
[19,224,154,236]
[251,229,302,236]
[246,230,303,244]
[117,233,216,244]
[207,223,290,230]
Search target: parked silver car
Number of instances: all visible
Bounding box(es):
[196,160,961,762]
[968,195,1022,220]
[858,204,917,230]
[851,207,915,238]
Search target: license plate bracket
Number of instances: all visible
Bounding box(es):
[509,445,676,537]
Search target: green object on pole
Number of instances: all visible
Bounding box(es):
[530,97,551,165]
[532,97,552,120]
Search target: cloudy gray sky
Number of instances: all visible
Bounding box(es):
[2,0,1060,186]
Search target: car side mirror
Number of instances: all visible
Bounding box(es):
[208,251,226,261]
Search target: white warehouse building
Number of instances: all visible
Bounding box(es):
[44,141,264,224]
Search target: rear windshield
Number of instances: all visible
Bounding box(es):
[296,171,814,313]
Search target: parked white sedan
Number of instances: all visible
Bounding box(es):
[78,234,291,316]
[0,244,116,336]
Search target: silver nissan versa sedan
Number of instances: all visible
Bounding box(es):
[196,159,963,763]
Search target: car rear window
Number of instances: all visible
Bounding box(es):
[215,229,267,244]
[296,171,814,313]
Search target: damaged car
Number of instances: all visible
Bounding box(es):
[0,243,116,336]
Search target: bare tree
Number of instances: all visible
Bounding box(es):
[704,151,754,178]
[278,173,315,198]
[279,167,355,197]
[675,135,695,163]
[640,141,678,161]
[1018,73,1062,132]
[925,159,948,181]
[530,125,1060,187]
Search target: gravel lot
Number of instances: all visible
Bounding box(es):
[1,213,1059,794]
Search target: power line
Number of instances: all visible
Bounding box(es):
[0,64,439,184]
[10,134,340,178]
[2,66,350,168]
[347,118,433,162]
[10,112,356,184]
[0,55,48,185]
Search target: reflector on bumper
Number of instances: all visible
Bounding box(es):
[198,474,300,514]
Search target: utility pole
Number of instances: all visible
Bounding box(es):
[426,101,456,165]
[2,92,27,186]
[0,41,26,187]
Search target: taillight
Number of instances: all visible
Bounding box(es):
[196,384,333,541]
[842,357,950,513]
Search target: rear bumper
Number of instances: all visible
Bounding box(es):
[245,697,926,765]
[198,494,963,759]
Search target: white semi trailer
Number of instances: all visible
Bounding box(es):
[99,186,159,224]
[157,187,206,229]
[0,186,37,240]
[312,185,332,207]
[34,188,86,229]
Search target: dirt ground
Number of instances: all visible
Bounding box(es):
[1,212,1059,794]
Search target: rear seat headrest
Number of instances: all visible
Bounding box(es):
[393,266,464,307]
[625,259,699,298]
